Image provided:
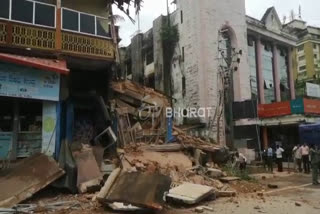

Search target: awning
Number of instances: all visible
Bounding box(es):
[0,53,69,75]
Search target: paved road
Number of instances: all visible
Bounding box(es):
[166,173,320,214]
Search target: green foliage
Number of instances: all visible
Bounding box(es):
[222,162,257,182]
[161,25,179,46]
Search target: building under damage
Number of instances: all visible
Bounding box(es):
[0,0,117,160]
[123,0,320,159]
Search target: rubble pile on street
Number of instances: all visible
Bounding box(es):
[0,80,263,213]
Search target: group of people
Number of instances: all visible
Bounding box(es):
[263,145,285,173]
[292,143,320,185]
[263,143,320,185]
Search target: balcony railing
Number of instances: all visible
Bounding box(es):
[0,0,115,60]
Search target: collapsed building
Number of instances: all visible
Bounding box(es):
[122,0,320,160]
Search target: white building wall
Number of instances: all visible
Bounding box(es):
[173,0,251,144]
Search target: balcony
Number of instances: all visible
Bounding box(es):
[0,0,115,60]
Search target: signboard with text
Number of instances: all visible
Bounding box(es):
[0,62,60,101]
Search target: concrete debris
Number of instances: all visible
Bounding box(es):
[216,191,237,197]
[0,201,80,214]
[0,154,65,208]
[295,202,302,207]
[267,184,278,189]
[207,168,223,178]
[102,171,171,210]
[166,182,216,205]
[220,176,241,183]
[73,145,103,193]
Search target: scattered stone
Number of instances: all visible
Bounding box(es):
[295,202,302,207]
[195,207,204,213]
[267,184,278,189]
[254,206,260,210]
[257,192,264,197]
[207,168,223,178]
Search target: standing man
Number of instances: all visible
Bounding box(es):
[301,143,310,174]
[267,146,274,173]
[293,144,302,172]
[310,144,320,185]
[276,145,285,172]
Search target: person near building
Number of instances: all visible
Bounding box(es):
[276,145,284,172]
[301,143,310,174]
[293,144,302,172]
[310,144,320,185]
[234,152,247,171]
[267,146,274,173]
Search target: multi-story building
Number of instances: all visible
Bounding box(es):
[285,20,320,96]
[0,0,121,160]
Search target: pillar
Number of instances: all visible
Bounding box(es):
[262,127,269,149]
[55,0,62,50]
[288,47,296,100]
[272,44,281,102]
[256,37,265,104]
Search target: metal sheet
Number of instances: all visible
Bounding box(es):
[0,154,65,208]
[105,172,171,210]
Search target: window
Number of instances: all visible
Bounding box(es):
[0,0,10,19]
[62,8,110,38]
[146,50,153,65]
[96,17,110,37]
[182,76,186,97]
[11,0,34,24]
[315,54,318,59]
[62,9,79,31]
[180,10,183,24]
[80,13,95,35]
[182,47,184,61]
[314,44,318,49]
[298,55,305,61]
[299,65,306,71]
[297,45,304,52]
[34,3,55,27]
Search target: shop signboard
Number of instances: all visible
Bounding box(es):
[304,99,320,115]
[291,98,304,114]
[258,101,291,118]
[0,62,60,101]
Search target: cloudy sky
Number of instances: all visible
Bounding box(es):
[113,0,320,46]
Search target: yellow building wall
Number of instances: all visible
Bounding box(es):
[304,41,315,79]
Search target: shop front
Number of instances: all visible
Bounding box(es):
[0,60,64,160]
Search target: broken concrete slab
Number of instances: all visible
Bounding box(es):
[220,176,240,183]
[166,182,215,205]
[104,172,171,210]
[0,154,65,208]
[73,147,103,193]
[207,168,223,178]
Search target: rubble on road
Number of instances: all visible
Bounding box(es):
[166,182,216,204]
[73,145,103,193]
[0,154,65,208]
[99,171,171,210]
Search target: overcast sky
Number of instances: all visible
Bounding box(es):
[113,0,320,46]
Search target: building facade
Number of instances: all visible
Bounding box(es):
[123,1,320,159]
[0,0,117,160]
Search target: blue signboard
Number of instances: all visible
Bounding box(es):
[0,62,60,101]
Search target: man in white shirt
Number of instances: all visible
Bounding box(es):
[293,145,302,172]
[276,145,285,172]
[235,152,247,171]
[301,143,310,174]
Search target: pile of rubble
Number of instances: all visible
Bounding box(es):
[0,80,243,213]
